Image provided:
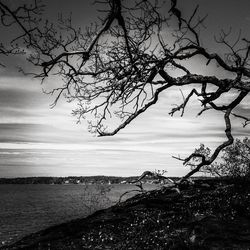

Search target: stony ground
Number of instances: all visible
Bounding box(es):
[2,178,250,250]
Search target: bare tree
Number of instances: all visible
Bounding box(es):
[5,0,250,182]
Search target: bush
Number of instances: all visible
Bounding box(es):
[194,138,250,178]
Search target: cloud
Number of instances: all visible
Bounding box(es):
[0,123,91,145]
[0,72,247,177]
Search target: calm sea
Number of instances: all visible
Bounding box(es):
[0,184,146,246]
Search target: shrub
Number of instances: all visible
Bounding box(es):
[194,138,250,178]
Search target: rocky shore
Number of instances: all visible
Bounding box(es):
[2,178,250,250]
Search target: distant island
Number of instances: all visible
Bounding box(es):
[0,176,138,185]
[0,175,183,185]
[0,175,207,185]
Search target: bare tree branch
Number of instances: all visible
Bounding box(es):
[3,0,249,181]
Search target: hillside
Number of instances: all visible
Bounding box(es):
[1,178,250,250]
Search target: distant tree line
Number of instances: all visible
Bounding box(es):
[0,176,138,184]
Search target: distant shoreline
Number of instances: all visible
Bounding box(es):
[0,175,211,185]
[0,176,138,185]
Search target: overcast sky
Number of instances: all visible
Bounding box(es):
[0,0,249,177]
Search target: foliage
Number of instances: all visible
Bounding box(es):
[194,138,250,177]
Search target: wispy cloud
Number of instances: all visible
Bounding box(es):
[1,73,248,177]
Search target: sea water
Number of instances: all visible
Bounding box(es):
[0,184,156,246]
[0,184,117,246]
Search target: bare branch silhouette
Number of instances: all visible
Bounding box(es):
[4,0,250,181]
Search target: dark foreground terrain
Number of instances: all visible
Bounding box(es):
[2,178,250,250]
